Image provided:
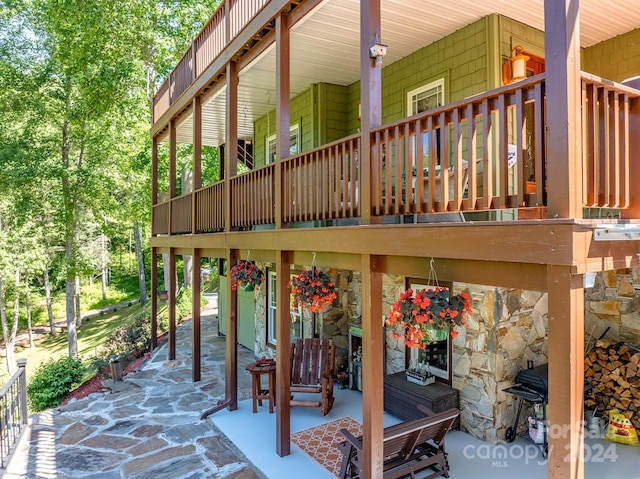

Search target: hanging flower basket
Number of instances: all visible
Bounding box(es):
[288,269,337,313]
[229,261,264,291]
[386,287,471,349]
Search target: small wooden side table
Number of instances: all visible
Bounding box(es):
[246,362,276,413]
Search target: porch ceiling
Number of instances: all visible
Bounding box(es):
[169,0,639,147]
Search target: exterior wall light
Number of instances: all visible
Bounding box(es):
[369,43,388,66]
[508,46,530,83]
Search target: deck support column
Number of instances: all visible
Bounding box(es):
[225,61,238,232]
[361,254,384,479]
[151,247,158,350]
[275,12,290,230]
[168,248,177,360]
[225,249,239,410]
[359,0,382,225]
[275,251,292,456]
[193,96,202,234]
[192,247,201,382]
[169,120,177,233]
[547,265,585,479]
[544,0,582,219]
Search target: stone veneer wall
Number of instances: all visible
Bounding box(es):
[452,285,548,443]
[584,268,640,348]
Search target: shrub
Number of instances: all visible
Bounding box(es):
[27,356,85,411]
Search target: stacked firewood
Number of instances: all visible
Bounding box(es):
[585,340,640,430]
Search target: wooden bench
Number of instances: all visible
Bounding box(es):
[290,338,336,416]
[338,404,460,479]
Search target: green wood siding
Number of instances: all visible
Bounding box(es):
[582,29,640,83]
[218,276,256,351]
[253,88,316,167]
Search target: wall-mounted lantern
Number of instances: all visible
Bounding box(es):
[503,45,530,84]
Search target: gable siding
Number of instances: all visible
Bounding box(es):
[582,29,640,82]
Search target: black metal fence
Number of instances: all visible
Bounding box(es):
[0,359,28,470]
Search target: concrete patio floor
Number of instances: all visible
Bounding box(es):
[5,303,638,478]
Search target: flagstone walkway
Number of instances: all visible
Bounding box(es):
[5,311,266,479]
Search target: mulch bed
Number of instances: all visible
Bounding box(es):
[60,355,148,406]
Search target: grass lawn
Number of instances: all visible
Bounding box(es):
[6,302,153,382]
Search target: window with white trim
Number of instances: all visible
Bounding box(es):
[408,79,445,167]
[407,79,444,116]
[267,270,301,345]
[266,124,299,164]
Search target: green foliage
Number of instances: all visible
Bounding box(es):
[90,312,167,373]
[176,287,207,318]
[27,356,84,411]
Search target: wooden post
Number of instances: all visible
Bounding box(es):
[361,254,384,479]
[151,137,158,206]
[168,248,177,360]
[225,62,238,232]
[547,265,585,479]
[544,0,582,219]
[275,251,292,456]
[192,247,201,382]
[225,249,239,410]
[275,12,290,230]
[360,0,382,225]
[151,247,158,350]
[621,77,640,218]
[193,96,202,235]
[169,120,177,234]
[169,120,177,199]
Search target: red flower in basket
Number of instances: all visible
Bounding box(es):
[229,261,264,291]
[386,287,471,348]
[288,269,337,313]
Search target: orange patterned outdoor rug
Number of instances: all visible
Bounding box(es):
[291,416,362,477]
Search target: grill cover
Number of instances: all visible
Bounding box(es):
[514,363,549,396]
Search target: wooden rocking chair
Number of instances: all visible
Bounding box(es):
[338,404,460,479]
[290,338,336,415]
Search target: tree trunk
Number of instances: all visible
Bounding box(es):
[61,112,78,358]
[26,270,33,348]
[44,267,56,336]
[74,273,81,328]
[163,253,170,293]
[101,233,107,301]
[135,224,148,306]
[66,236,78,357]
[74,209,81,328]
[9,268,20,373]
[0,275,13,374]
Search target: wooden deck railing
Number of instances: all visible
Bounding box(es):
[581,72,639,209]
[151,75,639,237]
[170,195,192,234]
[282,135,360,223]
[195,182,226,233]
[371,75,546,216]
[231,164,275,228]
[152,202,170,236]
[152,0,270,122]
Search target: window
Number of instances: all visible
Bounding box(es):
[405,280,453,384]
[267,270,301,345]
[266,124,299,164]
[407,79,444,116]
[407,79,445,168]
